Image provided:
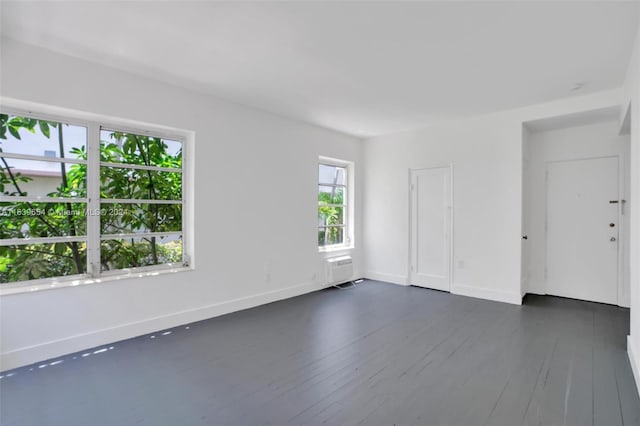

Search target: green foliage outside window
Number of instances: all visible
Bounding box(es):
[318,163,346,247]
[0,114,183,284]
[318,190,344,246]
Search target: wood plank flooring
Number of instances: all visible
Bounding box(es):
[1,280,639,425]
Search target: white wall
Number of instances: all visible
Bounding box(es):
[624,23,640,392]
[522,121,630,306]
[363,114,524,303]
[363,90,624,306]
[0,39,364,370]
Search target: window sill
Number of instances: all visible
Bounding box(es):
[318,244,354,254]
[0,266,194,296]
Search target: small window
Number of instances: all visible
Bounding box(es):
[318,159,352,249]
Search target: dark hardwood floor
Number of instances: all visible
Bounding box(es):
[1,280,639,425]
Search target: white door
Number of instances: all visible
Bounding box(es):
[410,167,451,292]
[546,156,620,305]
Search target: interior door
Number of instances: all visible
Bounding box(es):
[546,156,619,305]
[410,167,451,292]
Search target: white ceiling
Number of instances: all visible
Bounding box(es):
[1,1,639,137]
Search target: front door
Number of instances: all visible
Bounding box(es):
[546,156,619,305]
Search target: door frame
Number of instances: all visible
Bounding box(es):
[407,164,454,291]
[543,154,626,306]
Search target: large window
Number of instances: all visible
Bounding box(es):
[0,112,187,286]
[318,159,351,249]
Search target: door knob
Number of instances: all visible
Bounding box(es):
[610,237,617,242]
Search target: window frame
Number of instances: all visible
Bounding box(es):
[0,107,192,293]
[318,156,354,252]
[97,124,185,276]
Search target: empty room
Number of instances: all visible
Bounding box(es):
[1,1,640,425]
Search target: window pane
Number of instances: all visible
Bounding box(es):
[318,205,344,227]
[319,164,345,185]
[100,129,182,169]
[100,167,182,200]
[101,236,183,271]
[0,114,87,159]
[318,185,345,205]
[98,129,184,275]
[318,226,344,247]
[100,203,182,235]
[0,242,87,283]
[0,159,86,198]
[0,202,87,238]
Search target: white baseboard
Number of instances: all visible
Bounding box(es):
[628,335,640,397]
[364,271,408,286]
[451,283,523,305]
[1,280,323,372]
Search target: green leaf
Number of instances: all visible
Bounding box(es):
[54,243,65,256]
[8,126,21,140]
[38,121,51,138]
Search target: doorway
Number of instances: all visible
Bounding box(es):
[409,166,452,292]
[522,116,629,307]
